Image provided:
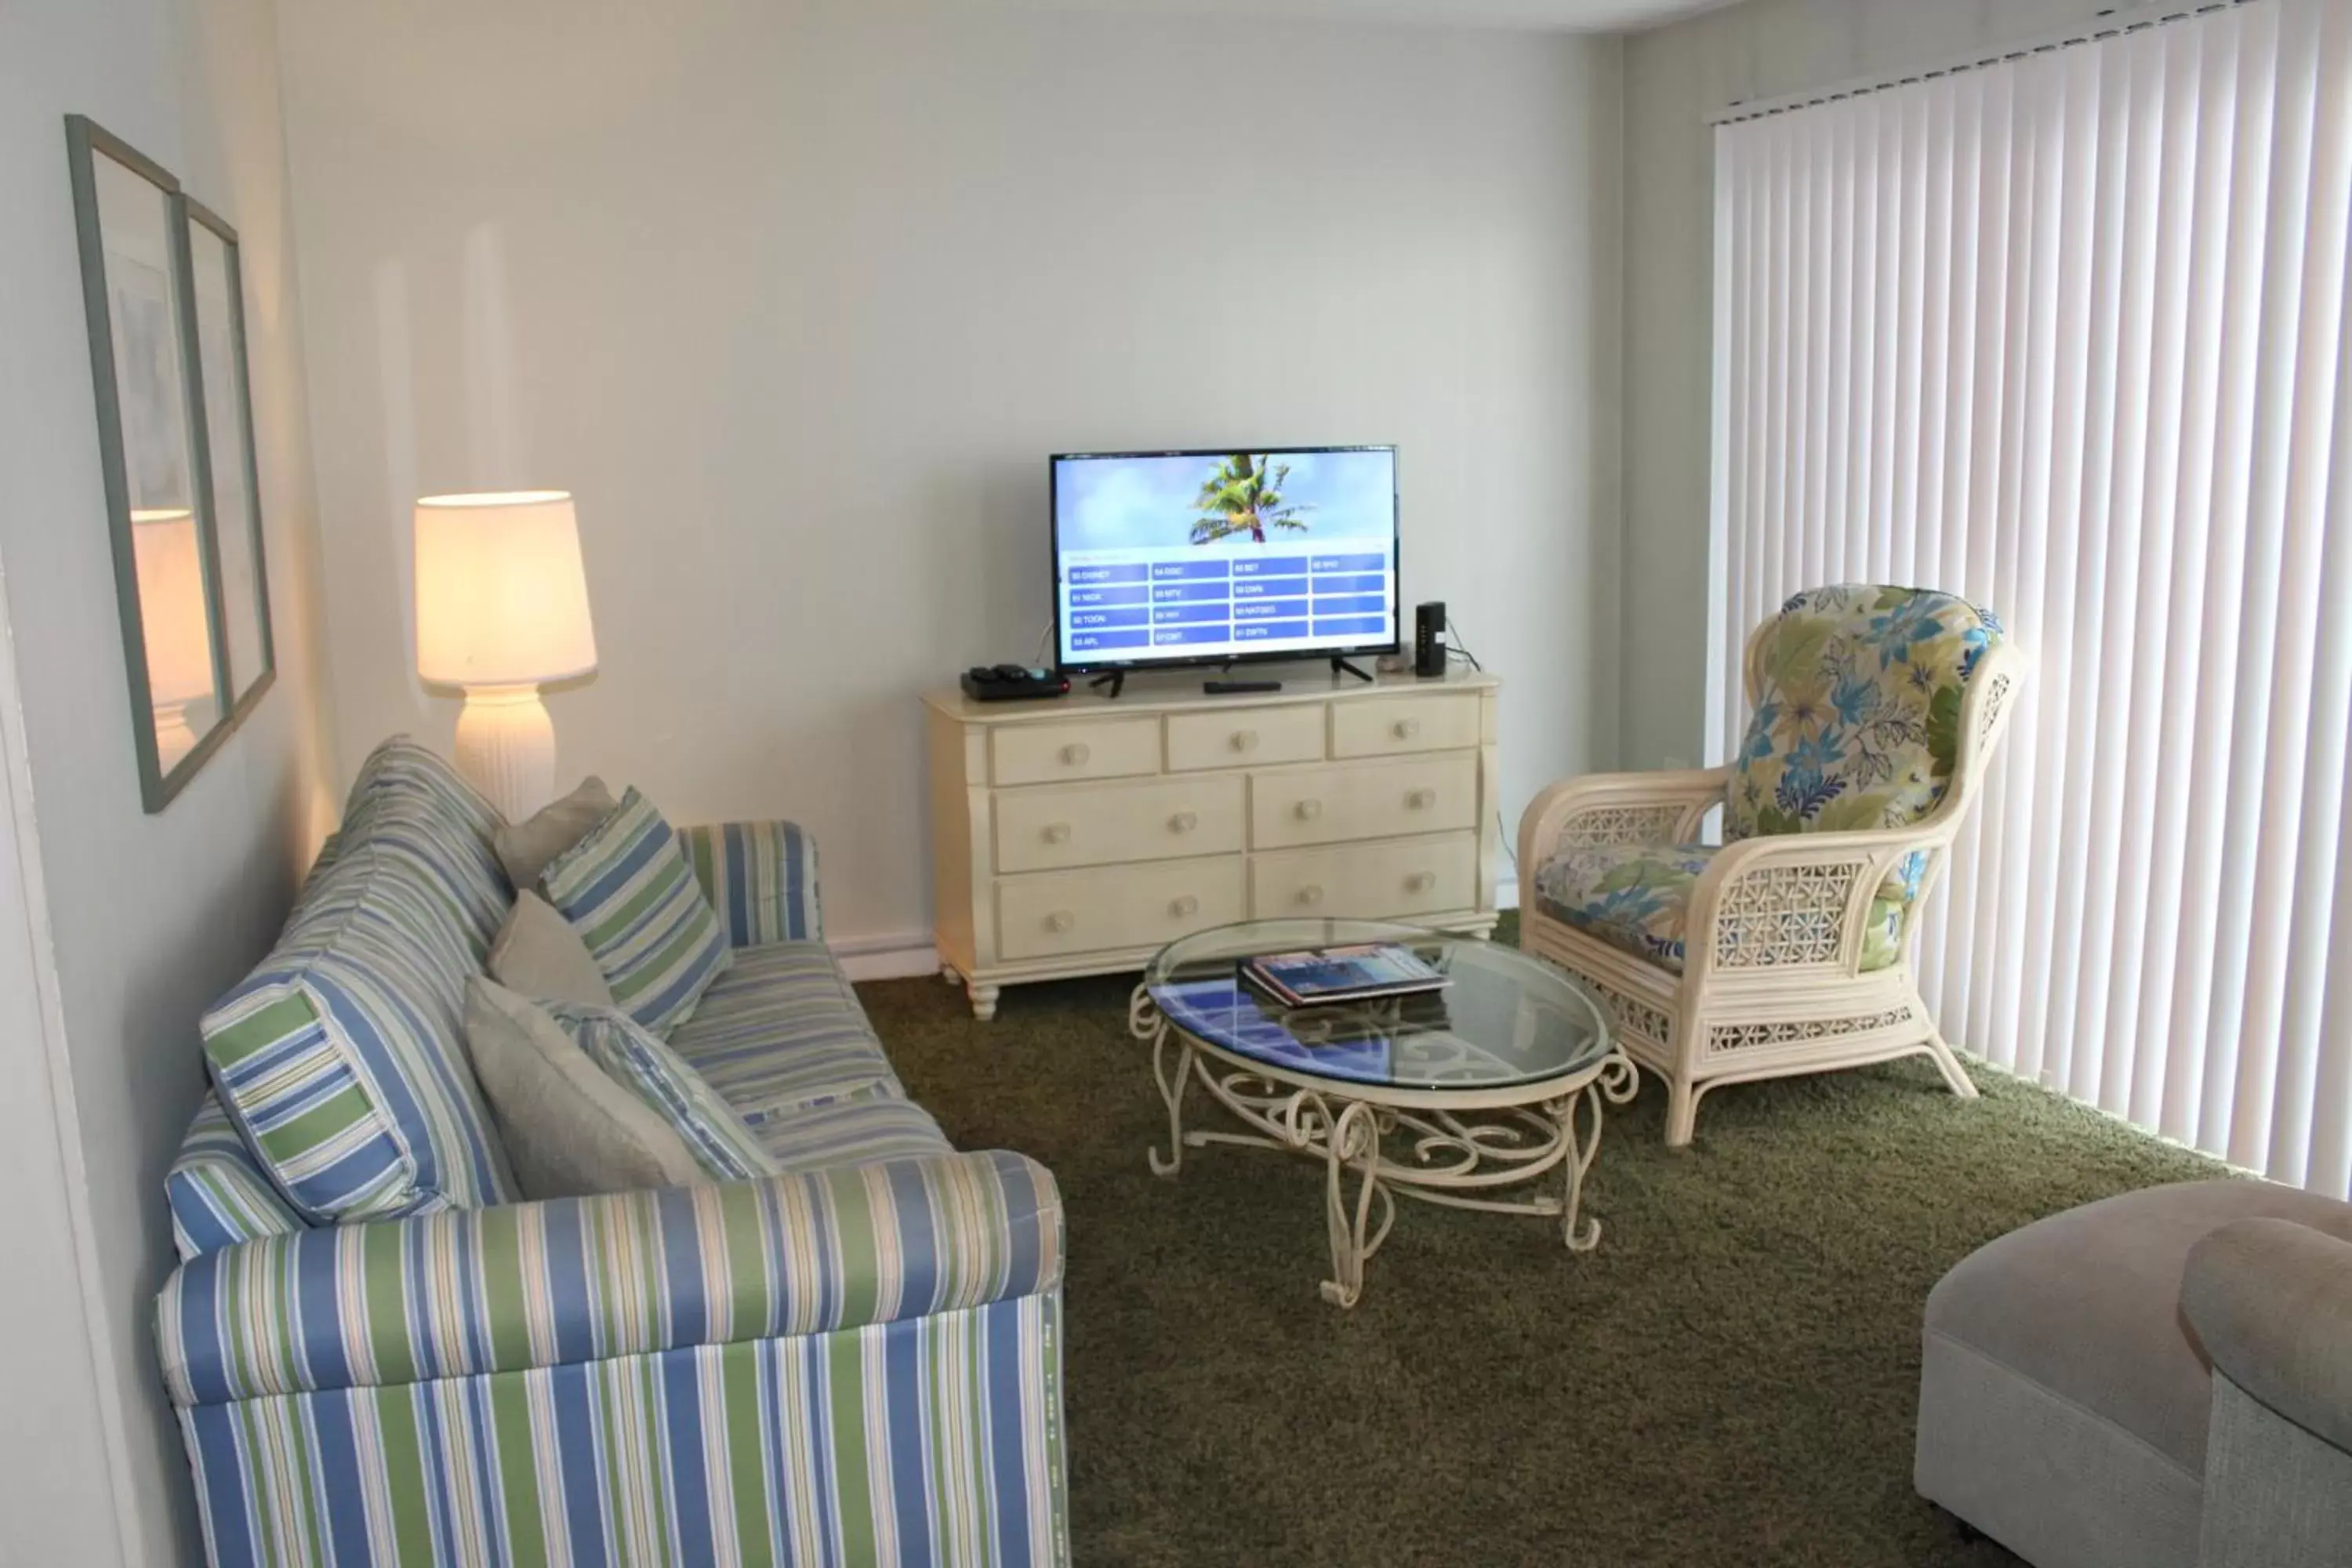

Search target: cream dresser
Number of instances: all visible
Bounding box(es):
[923,670,1501,1018]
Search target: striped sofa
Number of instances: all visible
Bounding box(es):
[157,739,1069,1566]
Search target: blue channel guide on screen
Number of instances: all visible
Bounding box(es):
[1054,449,1397,665]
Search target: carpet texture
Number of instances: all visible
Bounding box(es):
[858,917,2230,1566]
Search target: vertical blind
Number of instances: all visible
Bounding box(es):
[1708,0,2352,1196]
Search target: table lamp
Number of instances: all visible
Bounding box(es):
[130,507,216,768]
[413,490,597,820]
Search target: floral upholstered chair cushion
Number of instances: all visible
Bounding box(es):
[1534,585,2002,977]
[1726,585,2003,841]
[1534,842,1907,975]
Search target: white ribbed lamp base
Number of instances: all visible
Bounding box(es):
[452,684,557,822]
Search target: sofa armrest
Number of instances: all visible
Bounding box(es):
[2183,1218,2352,1453]
[157,1148,1060,1406]
[676,818,822,946]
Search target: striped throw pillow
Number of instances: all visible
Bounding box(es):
[540,787,732,1035]
[543,1004,777,1181]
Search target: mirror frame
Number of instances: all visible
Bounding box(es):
[65,114,274,812]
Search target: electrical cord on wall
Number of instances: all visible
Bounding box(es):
[1032,619,1054,668]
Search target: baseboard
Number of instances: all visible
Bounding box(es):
[831,930,942,982]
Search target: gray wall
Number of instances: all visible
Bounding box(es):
[276,2,1625,941]
[0,0,338,1559]
[1620,0,2118,767]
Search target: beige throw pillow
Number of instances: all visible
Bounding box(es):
[463,977,702,1198]
[494,775,617,889]
[490,891,615,1008]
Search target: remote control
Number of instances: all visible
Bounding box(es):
[1203,679,1283,694]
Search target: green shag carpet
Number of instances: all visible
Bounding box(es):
[856,916,2229,1566]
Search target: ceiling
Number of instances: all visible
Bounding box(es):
[951,0,1749,33]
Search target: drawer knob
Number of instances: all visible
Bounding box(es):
[1169,895,1200,918]
[1295,799,1323,822]
[1168,810,1199,833]
[1297,885,1326,908]
[1045,910,1076,933]
[1231,729,1259,753]
[1406,872,1436,894]
[1392,718,1422,740]
[1060,742,1091,767]
[1406,789,1437,811]
[1043,822,1073,844]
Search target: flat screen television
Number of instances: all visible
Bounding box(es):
[1051,446,1400,676]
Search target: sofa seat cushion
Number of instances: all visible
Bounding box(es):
[754,1097,954,1175]
[667,942,903,1123]
[1915,1179,2352,1568]
[1534,841,1907,973]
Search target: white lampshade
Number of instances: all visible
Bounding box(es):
[413,490,598,686]
[130,508,216,706]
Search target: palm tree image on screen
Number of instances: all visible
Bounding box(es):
[1189,454,1315,544]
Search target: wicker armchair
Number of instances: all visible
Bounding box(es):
[1518,586,2026,1146]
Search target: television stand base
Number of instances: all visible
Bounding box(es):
[1329,655,1375,684]
[1088,670,1127,699]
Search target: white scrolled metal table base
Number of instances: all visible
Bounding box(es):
[1129,985,1638,1308]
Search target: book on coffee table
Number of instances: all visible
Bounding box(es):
[1240,942,1451,1008]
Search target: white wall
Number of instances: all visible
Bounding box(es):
[277,1,1624,942]
[0,0,338,1560]
[1620,0,2120,768]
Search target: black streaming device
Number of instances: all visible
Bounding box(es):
[1414,601,1448,677]
[1204,679,1283,695]
[960,663,1070,702]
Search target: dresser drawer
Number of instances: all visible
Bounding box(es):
[996,857,1244,960]
[1164,705,1326,772]
[994,776,1244,873]
[1330,693,1483,758]
[1250,755,1479,850]
[990,718,1160,787]
[1250,833,1479,920]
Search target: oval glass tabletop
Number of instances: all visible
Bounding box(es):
[1144,919,1613,1094]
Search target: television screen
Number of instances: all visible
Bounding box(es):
[1051,447,1399,671]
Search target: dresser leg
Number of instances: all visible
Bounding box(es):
[941,963,960,985]
[966,982,1000,1022]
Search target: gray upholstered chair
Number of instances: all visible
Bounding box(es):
[1914,1180,2352,1567]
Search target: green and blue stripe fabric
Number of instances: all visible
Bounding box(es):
[543,788,732,1035]
[158,1149,1061,1401]
[177,1295,1066,1567]
[755,1096,954,1174]
[546,1003,779,1181]
[202,804,519,1223]
[676,819,824,946]
[159,1150,1066,1566]
[166,1093,305,1261]
[669,942,903,1123]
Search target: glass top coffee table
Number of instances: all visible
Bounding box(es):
[1130,918,1634,1308]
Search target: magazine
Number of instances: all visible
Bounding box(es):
[1240,942,1450,1008]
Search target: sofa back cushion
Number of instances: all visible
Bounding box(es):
[1726,585,2005,841]
[200,739,519,1223]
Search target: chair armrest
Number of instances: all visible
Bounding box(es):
[2183,1218,2352,1453]
[157,1149,1060,1406]
[1518,768,1730,906]
[1682,826,1935,980]
[676,818,823,946]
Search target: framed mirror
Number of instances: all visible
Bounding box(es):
[65,116,274,811]
[183,198,275,716]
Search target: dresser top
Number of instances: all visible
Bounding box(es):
[922,666,1500,724]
